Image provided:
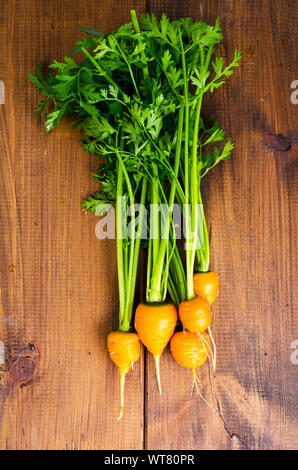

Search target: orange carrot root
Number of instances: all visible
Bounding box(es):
[135,302,177,393]
[179,296,212,333]
[107,331,141,421]
[154,355,162,395]
[193,271,219,305]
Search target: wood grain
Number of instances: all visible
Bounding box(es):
[0,0,146,450]
[0,0,297,450]
[146,0,298,450]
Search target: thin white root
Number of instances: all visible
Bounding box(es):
[117,372,126,421]
[208,327,217,372]
[198,332,214,368]
[154,355,162,395]
[190,368,197,396]
[191,368,217,413]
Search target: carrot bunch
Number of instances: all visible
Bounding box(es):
[29,10,240,418]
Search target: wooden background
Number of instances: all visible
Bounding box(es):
[0,0,297,450]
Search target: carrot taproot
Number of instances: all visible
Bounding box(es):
[107,331,141,420]
[179,296,212,333]
[135,302,177,393]
[193,271,219,305]
[170,330,210,393]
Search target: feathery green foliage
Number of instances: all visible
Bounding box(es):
[28,10,240,307]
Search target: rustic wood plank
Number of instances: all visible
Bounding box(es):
[1,0,297,451]
[146,0,298,450]
[0,0,146,450]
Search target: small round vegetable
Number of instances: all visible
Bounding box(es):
[107,331,141,420]
[170,331,210,369]
[171,331,215,408]
[179,296,212,333]
[135,302,177,393]
[193,271,219,305]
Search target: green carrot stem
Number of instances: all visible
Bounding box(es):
[169,243,187,302]
[189,95,203,274]
[146,235,153,300]
[196,188,210,272]
[116,162,126,327]
[167,273,180,309]
[130,10,149,80]
[149,107,184,298]
[147,163,162,303]
[116,149,136,331]
[113,37,140,99]
[180,32,194,300]
[81,46,122,92]
[151,164,160,263]
[126,176,148,325]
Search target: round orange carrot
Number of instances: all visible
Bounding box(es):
[170,331,214,407]
[179,296,211,333]
[107,331,140,420]
[170,330,210,392]
[193,271,219,305]
[135,302,177,393]
[170,331,210,369]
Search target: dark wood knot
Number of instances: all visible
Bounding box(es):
[263,133,291,152]
[8,343,39,386]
